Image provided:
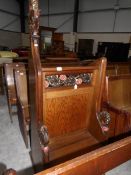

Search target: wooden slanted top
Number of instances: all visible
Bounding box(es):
[36,136,131,175]
[42,65,98,73]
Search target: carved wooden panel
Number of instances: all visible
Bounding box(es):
[44,73,91,88]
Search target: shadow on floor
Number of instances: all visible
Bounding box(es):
[17,166,34,175]
[0,163,7,175]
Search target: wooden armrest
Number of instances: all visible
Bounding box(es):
[103,102,120,112]
[103,102,130,115]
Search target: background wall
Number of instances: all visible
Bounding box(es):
[0,0,131,33]
[34,0,131,33]
[0,0,20,32]
[64,32,131,56]
[0,30,21,49]
[39,0,74,32]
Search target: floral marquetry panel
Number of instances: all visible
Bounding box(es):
[44,73,92,88]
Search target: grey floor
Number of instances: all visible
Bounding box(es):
[0,95,33,175]
[0,94,131,175]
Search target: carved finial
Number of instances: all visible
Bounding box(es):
[31,0,38,10]
[29,0,40,38]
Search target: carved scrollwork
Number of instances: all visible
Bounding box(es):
[38,125,49,146]
[31,0,38,10]
[97,111,111,134]
[38,125,49,162]
[29,0,40,39]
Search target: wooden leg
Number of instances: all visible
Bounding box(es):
[8,103,13,123]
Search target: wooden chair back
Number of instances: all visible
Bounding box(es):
[42,58,107,139]
[103,74,131,136]
[4,63,25,122]
[107,75,131,108]
[14,68,30,147]
[107,63,131,76]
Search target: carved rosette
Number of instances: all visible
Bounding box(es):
[44,73,91,88]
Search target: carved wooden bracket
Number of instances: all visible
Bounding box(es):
[97,111,111,135]
[29,0,41,51]
[38,125,49,163]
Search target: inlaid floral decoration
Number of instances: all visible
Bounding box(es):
[44,73,91,88]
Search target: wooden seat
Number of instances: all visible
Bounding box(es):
[42,60,106,161]
[4,63,25,122]
[103,74,131,136]
[14,68,30,148]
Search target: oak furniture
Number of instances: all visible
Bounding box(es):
[103,74,131,136]
[28,0,131,174]
[107,62,131,76]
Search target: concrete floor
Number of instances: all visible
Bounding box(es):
[0,95,33,175]
[0,94,131,175]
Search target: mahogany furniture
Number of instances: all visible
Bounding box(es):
[4,63,25,122]
[39,26,77,59]
[28,0,131,174]
[14,68,30,148]
[0,64,4,95]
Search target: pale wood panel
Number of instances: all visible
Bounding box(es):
[108,77,131,109]
[44,90,94,138]
[108,79,124,107]
[49,129,98,161]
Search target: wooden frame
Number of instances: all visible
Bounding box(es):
[39,26,56,56]
[14,68,30,148]
[4,63,25,122]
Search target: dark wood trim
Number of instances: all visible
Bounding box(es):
[73,0,79,32]
[19,0,25,33]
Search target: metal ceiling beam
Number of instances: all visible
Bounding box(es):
[0,8,19,16]
[80,7,131,14]
[41,11,73,17]
[18,0,25,33]
[41,7,131,17]
[73,0,79,32]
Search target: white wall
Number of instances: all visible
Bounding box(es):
[63,33,131,55]
[0,0,20,32]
